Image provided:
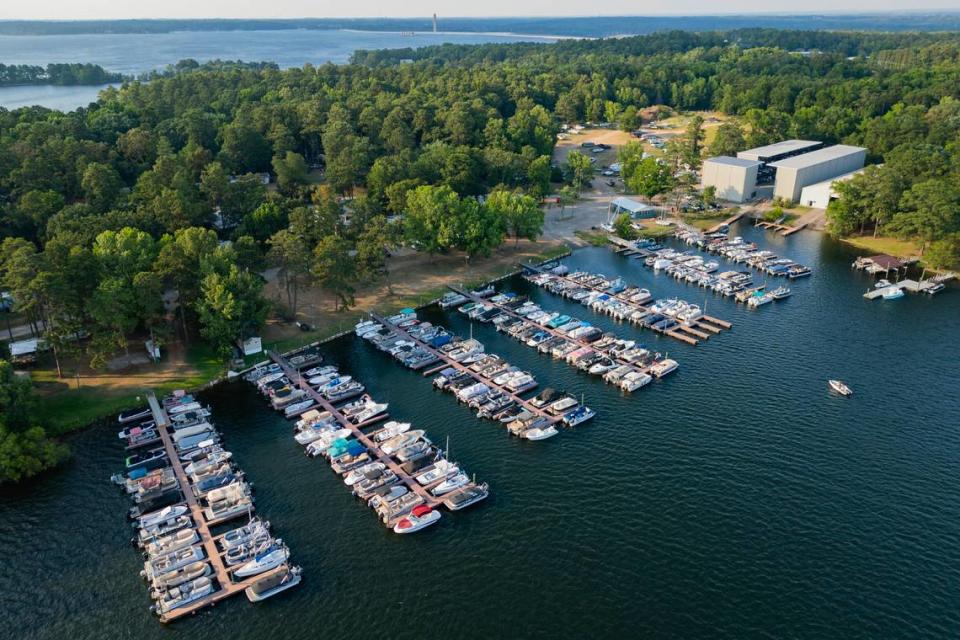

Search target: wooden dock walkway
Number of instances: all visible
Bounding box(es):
[707,211,745,233]
[267,352,448,515]
[369,312,562,428]
[449,285,662,384]
[862,279,942,299]
[524,264,732,346]
[146,392,285,623]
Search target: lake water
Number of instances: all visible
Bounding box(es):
[0,29,557,110]
[2,224,959,639]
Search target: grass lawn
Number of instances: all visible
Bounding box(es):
[32,343,226,435]
[574,229,610,246]
[843,235,922,258]
[636,224,675,239]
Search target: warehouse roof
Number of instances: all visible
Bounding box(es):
[768,145,867,170]
[704,156,761,168]
[737,139,822,161]
[609,197,656,213]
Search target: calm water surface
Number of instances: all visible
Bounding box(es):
[2,224,959,639]
[0,29,556,110]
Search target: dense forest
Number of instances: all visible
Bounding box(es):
[0,63,125,86]
[1,28,959,481]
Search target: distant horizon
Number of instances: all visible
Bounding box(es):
[3,10,960,21]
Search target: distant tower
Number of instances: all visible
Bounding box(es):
[433,14,438,33]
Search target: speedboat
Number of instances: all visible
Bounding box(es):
[430,472,470,496]
[373,421,411,443]
[137,515,192,543]
[143,528,199,557]
[234,544,290,578]
[135,505,189,530]
[393,504,441,534]
[443,483,490,511]
[415,460,459,485]
[244,565,302,602]
[524,425,559,441]
[828,379,853,396]
[344,462,386,486]
[563,406,596,426]
[118,407,151,424]
[150,560,211,592]
[874,279,892,289]
[770,286,792,300]
[380,430,425,455]
[649,359,679,378]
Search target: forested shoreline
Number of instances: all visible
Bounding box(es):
[1,28,959,481]
[0,63,125,86]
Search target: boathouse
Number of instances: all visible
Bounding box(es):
[608,197,658,220]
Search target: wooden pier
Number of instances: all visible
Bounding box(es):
[146,392,285,623]
[862,279,944,299]
[369,312,562,428]
[268,352,452,516]
[524,264,732,346]
[706,211,745,233]
[449,285,663,384]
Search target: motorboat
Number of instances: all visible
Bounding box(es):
[171,423,214,443]
[219,518,271,551]
[351,402,388,425]
[393,504,441,534]
[143,544,205,580]
[563,406,596,427]
[373,421,411,443]
[874,279,892,289]
[184,451,233,477]
[443,483,490,511]
[137,515,193,543]
[415,460,459,485]
[143,529,199,557]
[770,286,792,300]
[167,402,203,415]
[150,561,211,592]
[283,399,315,418]
[380,430,425,455]
[396,440,433,463]
[430,472,470,496]
[620,371,652,392]
[881,286,904,300]
[344,462,386,486]
[828,379,853,396]
[649,359,679,378]
[224,533,274,565]
[524,425,559,441]
[245,565,302,602]
[135,505,189,530]
[125,448,167,470]
[151,576,215,615]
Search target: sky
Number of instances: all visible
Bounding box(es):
[2,1,959,20]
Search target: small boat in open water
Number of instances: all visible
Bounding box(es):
[393,504,441,534]
[828,379,853,396]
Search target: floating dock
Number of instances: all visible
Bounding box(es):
[369,312,563,428]
[267,351,455,517]
[706,211,745,233]
[146,392,286,623]
[449,285,664,386]
[524,264,731,345]
[862,279,945,299]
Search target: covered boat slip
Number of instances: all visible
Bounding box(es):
[145,393,288,622]
[369,311,563,429]
[268,349,484,522]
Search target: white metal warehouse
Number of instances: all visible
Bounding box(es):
[797,168,866,209]
[700,156,761,203]
[769,145,867,203]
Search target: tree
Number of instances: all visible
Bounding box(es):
[558,185,578,220]
[81,162,124,212]
[453,198,505,261]
[526,155,552,198]
[312,235,356,311]
[0,360,68,483]
[267,228,312,318]
[625,157,674,200]
[707,122,746,157]
[195,265,269,359]
[355,218,390,280]
[923,234,960,270]
[485,190,544,246]
[701,185,717,208]
[16,190,65,241]
[403,185,462,258]
[613,213,637,240]
[890,180,960,253]
[564,151,593,192]
[685,115,706,165]
[155,226,219,343]
[272,151,308,194]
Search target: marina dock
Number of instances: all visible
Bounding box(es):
[523,264,731,345]
[706,211,745,233]
[267,351,452,516]
[369,312,563,428]
[145,392,286,623]
[862,278,946,299]
[449,285,665,386]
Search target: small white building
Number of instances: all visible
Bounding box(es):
[770,145,867,203]
[700,157,761,203]
[797,168,867,209]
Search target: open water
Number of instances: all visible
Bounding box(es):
[1,223,958,639]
